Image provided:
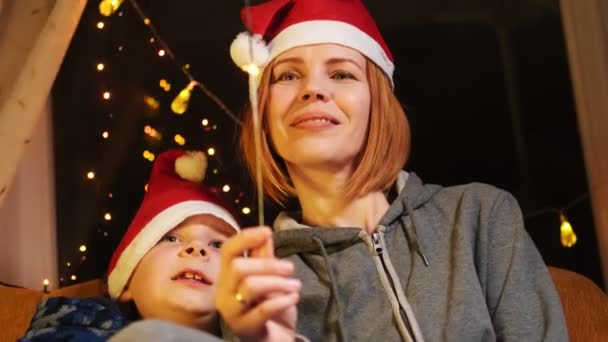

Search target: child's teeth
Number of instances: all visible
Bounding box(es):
[184,272,194,279]
[194,274,202,281]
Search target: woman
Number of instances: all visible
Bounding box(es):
[216,0,568,341]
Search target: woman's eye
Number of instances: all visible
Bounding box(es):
[160,234,180,243]
[275,71,299,82]
[209,240,224,249]
[331,71,355,80]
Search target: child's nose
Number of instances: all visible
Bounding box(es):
[180,241,208,258]
[184,246,207,257]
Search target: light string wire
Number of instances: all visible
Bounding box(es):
[127,0,241,126]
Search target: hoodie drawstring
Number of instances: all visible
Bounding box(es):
[403,197,430,267]
[311,235,346,342]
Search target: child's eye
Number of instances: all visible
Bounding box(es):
[209,240,224,249]
[331,71,356,80]
[160,234,180,243]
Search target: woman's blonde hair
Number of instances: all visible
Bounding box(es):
[240,59,411,206]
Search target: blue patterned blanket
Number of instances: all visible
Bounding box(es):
[19,296,128,341]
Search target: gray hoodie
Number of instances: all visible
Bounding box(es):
[272,172,568,342]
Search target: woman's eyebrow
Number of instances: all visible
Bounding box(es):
[326,58,364,71]
[273,57,304,68]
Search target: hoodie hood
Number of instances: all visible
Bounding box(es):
[273,172,442,261]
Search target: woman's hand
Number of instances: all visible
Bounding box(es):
[215,226,301,341]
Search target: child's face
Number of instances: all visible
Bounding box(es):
[120,214,234,331]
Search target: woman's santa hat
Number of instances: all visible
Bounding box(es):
[230,0,395,86]
[107,149,240,299]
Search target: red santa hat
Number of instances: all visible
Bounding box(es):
[107,149,240,299]
[230,0,395,86]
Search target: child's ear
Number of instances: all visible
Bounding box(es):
[118,286,133,302]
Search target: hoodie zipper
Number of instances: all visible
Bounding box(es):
[368,231,416,342]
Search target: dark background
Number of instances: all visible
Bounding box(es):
[51,0,603,288]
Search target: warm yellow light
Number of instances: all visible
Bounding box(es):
[207,148,216,156]
[99,0,124,17]
[242,64,260,76]
[158,49,166,57]
[159,79,171,91]
[96,63,105,71]
[149,37,155,43]
[144,184,149,192]
[103,91,111,100]
[144,18,151,25]
[96,21,105,29]
[171,82,196,114]
[102,131,109,139]
[43,279,49,286]
[560,213,577,248]
[143,150,155,161]
[104,213,112,221]
[174,134,186,146]
[143,96,160,110]
[242,207,251,215]
[86,171,95,179]
[79,245,87,252]
[202,119,209,126]
[184,64,191,70]
[222,185,231,192]
[71,275,77,281]
[66,262,71,267]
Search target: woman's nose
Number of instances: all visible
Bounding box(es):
[301,76,329,102]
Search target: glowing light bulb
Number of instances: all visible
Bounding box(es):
[222,185,231,192]
[79,245,87,252]
[242,207,251,215]
[560,212,577,248]
[174,134,186,146]
[144,184,149,192]
[104,213,112,221]
[171,82,196,114]
[99,0,124,16]
[71,275,77,281]
[144,18,151,25]
[102,131,109,139]
[96,63,105,71]
[158,49,166,57]
[202,119,209,126]
[87,171,95,179]
[143,96,160,110]
[149,37,155,43]
[66,262,71,267]
[207,148,215,156]
[96,21,105,29]
[143,150,155,161]
[43,279,49,286]
[103,91,111,100]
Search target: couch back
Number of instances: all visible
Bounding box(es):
[0,279,105,342]
[1,268,607,341]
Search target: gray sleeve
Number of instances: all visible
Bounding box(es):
[483,192,569,341]
[109,319,224,342]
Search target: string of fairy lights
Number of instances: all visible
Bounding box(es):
[52,0,255,289]
[43,0,587,291]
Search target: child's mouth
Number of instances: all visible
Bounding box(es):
[172,270,212,286]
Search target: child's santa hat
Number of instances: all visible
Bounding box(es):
[107,149,240,299]
[230,0,395,86]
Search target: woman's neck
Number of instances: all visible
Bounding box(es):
[287,165,390,233]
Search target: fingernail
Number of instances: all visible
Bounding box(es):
[288,279,301,288]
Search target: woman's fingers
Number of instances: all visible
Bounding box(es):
[237,276,301,306]
[225,257,294,291]
[230,293,300,336]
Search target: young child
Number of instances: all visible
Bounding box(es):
[20,149,240,341]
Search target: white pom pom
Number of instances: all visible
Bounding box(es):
[175,151,207,183]
[230,32,270,71]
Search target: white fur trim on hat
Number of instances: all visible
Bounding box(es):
[265,20,395,87]
[230,32,271,70]
[107,200,239,299]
